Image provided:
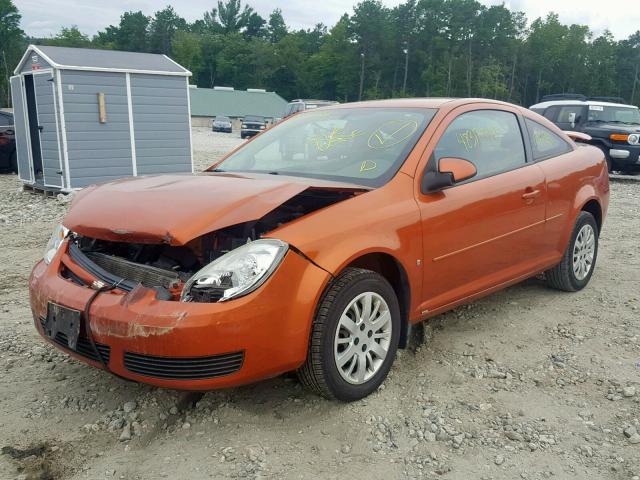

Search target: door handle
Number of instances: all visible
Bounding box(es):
[522,189,541,200]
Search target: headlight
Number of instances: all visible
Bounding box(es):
[628,133,639,145]
[44,224,69,264]
[259,125,265,129]
[242,124,247,128]
[181,239,288,302]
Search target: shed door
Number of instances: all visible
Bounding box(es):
[33,71,63,187]
[9,75,34,183]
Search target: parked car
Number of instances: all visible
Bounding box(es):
[30,98,608,401]
[0,111,17,173]
[283,99,339,118]
[530,94,640,173]
[240,115,266,139]
[212,116,233,133]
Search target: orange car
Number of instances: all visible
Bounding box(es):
[29,98,609,401]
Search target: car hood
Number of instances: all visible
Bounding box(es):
[63,173,365,245]
[584,123,640,134]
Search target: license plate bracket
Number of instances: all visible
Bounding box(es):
[44,303,81,350]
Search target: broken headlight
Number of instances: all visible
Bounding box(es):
[181,239,288,302]
[44,224,69,264]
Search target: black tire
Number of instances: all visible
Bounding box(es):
[297,268,401,401]
[545,211,598,292]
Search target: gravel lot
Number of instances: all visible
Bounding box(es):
[1,128,639,480]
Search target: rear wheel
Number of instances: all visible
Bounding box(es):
[298,268,401,401]
[545,211,598,292]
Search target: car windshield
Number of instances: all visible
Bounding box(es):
[215,116,230,122]
[587,105,640,124]
[215,107,436,187]
[244,116,264,123]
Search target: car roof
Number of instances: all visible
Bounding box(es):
[530,99,639,110]
[314,98,520,112]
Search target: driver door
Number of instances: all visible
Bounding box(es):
[416,105,548,314]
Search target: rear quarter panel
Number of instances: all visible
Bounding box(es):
[535,143,609,257]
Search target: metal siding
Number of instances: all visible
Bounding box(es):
[33,72,63,187]
[61,70,133,188]
[130,74,191,175]
[9,76,33,182]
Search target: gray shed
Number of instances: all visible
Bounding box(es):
[10,45,193,190]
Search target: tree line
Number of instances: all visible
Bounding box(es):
[1,0,639,109]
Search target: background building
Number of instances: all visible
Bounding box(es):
[189,86,287,129]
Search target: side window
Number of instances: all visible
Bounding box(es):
[434,110,526,179]
[525,118,572,160]
[543,106,559,121]
[556,105,583,125]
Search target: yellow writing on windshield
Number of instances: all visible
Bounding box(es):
[360,160,377,172]
[368,120,418,150]
[309,128,363,152]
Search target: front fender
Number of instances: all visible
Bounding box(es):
[270,174,423,317]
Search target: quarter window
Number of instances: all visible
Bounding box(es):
[0,114,12,126]
[525,118,572,160]
[434,110,526,179]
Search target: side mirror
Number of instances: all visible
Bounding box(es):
[568,112,576,129]
[421,157,477,193]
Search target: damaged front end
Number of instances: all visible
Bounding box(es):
[59,187,361,303]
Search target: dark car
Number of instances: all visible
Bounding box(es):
[240,115,266,139]
[0,111,17,173]
[212,115,232,133]
[530,94,640,173]
[283,99,339,118]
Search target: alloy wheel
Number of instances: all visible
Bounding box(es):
[572,224,595,281]
[334,292,392,385]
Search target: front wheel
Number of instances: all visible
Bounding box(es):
[545,211,598,292]
[298,268,401,401]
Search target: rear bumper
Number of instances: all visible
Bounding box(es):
[29,244,330,390]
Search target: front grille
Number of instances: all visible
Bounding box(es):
[86,251,180,289]
[39,317,111,364]
[124,351,244,380]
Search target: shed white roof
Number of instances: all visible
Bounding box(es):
[15,45,190,76]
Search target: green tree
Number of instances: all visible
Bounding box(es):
[217,0,253,34]
[0,0,25,107]
[172,30,202,77]
[267,9,287,43]
[149,6,187,54]
[47,26,92,48]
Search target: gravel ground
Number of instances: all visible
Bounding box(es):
[1,128,639,480]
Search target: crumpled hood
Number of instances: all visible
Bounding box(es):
[63,174,312,245]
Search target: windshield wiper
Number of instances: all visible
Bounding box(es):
[267,171,279,175]
[210,168,226,172]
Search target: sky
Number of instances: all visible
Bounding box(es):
[14,0,640,41]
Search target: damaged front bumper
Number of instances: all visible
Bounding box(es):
[29,241,330,390]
